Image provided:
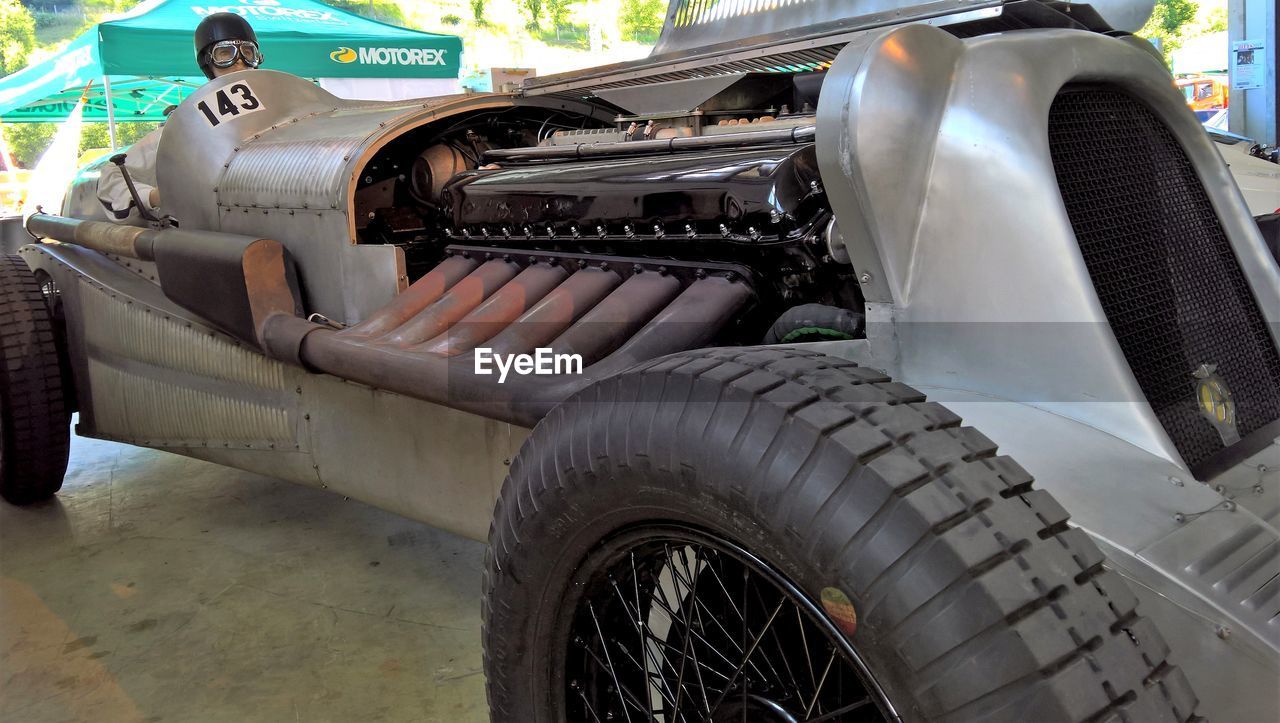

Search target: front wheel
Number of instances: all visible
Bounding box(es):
[483,347,1198,722]
[0,254,70,504]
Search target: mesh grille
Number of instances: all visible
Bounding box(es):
[1048,86,1280,472]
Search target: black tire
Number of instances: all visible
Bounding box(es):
[0,254,70,504]
[484,347,1198,722]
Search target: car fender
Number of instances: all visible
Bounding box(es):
[916,384,1279,721]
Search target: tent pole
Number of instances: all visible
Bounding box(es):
[102,75,118,149]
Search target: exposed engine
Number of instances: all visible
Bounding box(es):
[352,73,860,344]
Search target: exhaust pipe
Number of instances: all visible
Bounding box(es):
[31,213,757,427]
[26,213,303,350]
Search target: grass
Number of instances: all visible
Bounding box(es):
[537,22,590,50]
[32,10,89,47]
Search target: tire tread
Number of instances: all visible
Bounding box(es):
[484,347,1198,722]
[0,254,69,505]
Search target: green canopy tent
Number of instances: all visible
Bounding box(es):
[0,0,462,145]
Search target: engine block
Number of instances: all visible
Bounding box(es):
[440,144,826,246]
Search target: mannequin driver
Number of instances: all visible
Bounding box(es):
[95,13,263,223]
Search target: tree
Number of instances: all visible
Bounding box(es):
[2,120,159,169]
[522,0,544,29]
[618,0,664,42]
[0,0,36,75]
[2,122,55,168]
[318,0,407,27]
[79,121,158,153]
[469,0,487,24]
[1139,0,1199,64]
[546,0,578,36]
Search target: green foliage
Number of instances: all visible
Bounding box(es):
[521,0,543,29]
[618,0,664,43]
[2,120,158,168]
[1188,5,1227,34]
[441,13,462,26]
[319,0,407,26]
[79,121,158,153]
[1149,0,1198,34]
[469,0,487,23]
[31,9,85,34]
[545,0,576,32]
[0,0,37,75]
[1139,0,1199,64]
[32,1,138,46]
[81,0,140,15]
[2,122,54,167]
[538,22,588,50]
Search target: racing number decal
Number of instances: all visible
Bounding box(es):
[196,83,264,127]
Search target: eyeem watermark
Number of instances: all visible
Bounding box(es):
[474,348,582,383]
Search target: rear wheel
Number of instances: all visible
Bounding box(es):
[0,254,70,505]
[483,347,1199,722]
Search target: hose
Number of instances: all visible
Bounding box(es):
[763,303,864,345]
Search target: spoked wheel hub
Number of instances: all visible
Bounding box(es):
[558,525,896,723]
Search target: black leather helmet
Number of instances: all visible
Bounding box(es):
[194,13,259,79]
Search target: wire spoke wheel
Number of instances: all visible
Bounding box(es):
[559,525,897,723]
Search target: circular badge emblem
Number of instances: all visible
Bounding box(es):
[820,586,858,637]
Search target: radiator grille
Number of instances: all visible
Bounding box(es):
[1048,85,1280,472]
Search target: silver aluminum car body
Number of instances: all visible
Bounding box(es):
[26,2,1280,718]
[813,23,1280,719]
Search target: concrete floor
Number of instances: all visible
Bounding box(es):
[0,426,489,722]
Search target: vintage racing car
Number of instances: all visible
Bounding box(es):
[4,0,1279,720]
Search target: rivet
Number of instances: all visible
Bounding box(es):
[1169,476,1183,487]
[860,272,873,284]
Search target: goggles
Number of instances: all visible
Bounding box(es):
[207,40,262,69]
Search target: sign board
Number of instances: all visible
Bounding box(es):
[1231,39,1265,91]
[490,67,536,93]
